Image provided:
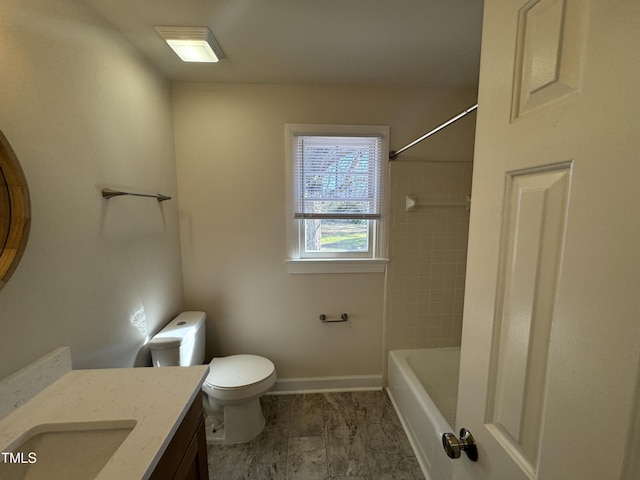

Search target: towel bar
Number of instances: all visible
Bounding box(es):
[101,188,171,203]
[319,313,348,323]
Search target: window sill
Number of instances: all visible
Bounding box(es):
[285,258,389,274]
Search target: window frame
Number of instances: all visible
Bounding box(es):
[285,123,390,274]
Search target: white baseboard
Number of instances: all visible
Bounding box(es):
[269,375,383,395]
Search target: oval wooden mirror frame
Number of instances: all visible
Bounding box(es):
[0,130,30,291]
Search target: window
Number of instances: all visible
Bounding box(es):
[286,124,389,273]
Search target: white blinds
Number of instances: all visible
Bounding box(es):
[292,135,384,220]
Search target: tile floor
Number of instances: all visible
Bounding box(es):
[206,390,425,480]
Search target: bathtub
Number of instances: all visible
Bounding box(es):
[387,348,460,480]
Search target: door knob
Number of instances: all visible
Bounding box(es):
[442,428,478,461]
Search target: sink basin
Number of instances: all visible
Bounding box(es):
[0,420,136,480]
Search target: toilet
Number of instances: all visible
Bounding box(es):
[148,311,277,445]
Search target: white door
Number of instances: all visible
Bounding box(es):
[453,0,640,479]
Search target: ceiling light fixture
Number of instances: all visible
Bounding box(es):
[155,26,226,63]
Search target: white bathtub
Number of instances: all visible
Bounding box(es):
[387,348,460,480]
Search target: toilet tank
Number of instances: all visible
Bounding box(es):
[148,311,206,367]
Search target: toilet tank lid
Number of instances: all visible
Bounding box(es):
[147,336,182,349]
[148,311,206,350]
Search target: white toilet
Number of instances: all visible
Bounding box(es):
[148,311,277,445]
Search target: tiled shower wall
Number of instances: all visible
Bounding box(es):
[384,161,473,352]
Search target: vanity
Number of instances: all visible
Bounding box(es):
[0,348,209,479]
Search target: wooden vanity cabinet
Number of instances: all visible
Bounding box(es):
[149,394,209,480]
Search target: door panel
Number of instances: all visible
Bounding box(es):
[486,163,570,475]
[512,0,587,118]
[454,0,640,479]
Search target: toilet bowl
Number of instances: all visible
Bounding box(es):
[202,354,277,444]
[148,311,277,445]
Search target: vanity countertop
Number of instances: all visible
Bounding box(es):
[0,365,209,479]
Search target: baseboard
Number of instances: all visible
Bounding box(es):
[269,375,383,394]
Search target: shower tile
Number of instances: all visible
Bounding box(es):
[428,302,444,315]
[385,160,470,350]
[415,327,430,341]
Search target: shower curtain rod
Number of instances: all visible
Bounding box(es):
[389,104,478,161]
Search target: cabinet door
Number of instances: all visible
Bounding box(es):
[173,418,208,480]
[150,396,210,480]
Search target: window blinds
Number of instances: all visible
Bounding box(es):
[292,135,384,220]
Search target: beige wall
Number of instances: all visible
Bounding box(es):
[0,0,477,383]
[0,0,183,379]
[172,83,477,380]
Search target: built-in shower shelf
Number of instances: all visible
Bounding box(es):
[405,194,471,212]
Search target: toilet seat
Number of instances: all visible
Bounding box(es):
[205,354,275,389]
[202,354,277,403]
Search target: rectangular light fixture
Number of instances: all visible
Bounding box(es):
[155,26,226,63]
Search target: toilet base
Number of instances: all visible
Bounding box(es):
[204,397,267,445]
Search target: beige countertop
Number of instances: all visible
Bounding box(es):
[0,365,209,479]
